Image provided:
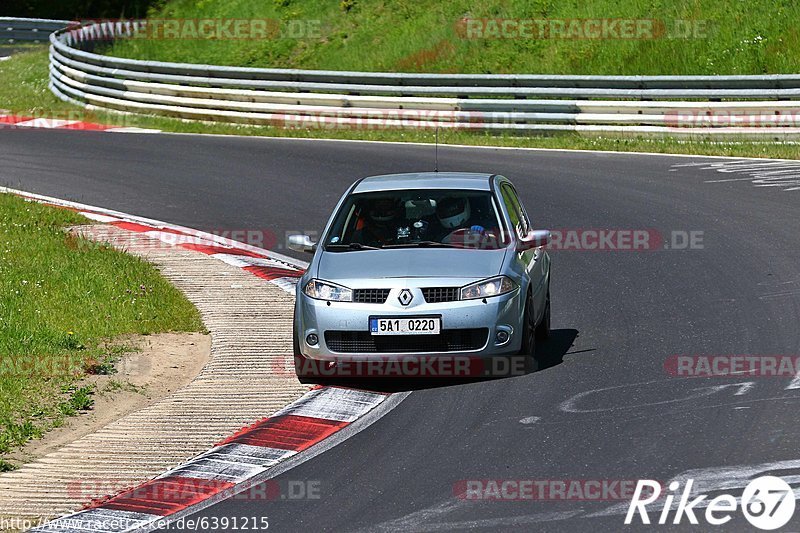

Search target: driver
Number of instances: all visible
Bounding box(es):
[436,196,472,233]
[436,197,496,248]
[353,197,403,246]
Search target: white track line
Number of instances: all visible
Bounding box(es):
[786,368,800,390]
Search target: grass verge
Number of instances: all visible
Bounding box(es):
[0,193,203,470]
[106,0,800,76]
[1,47,799,160]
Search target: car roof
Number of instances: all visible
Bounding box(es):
[352,172,496,193]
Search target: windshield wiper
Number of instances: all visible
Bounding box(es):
[325,243,381,251]
[326,241,464,251]
[381,241,460,249]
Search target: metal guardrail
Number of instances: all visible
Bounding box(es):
[1,17,73,43]
[8,18,797,137]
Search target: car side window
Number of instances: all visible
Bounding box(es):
[500,184,529,238]
[513,187,533,235]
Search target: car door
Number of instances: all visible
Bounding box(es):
[499,182,547,323]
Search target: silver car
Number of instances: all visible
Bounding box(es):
[288,172,551,381]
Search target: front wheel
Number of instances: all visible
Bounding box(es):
[518,293,541,373]
[535,288,551,341]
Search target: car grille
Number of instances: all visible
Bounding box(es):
[352,289,391,304]
[421,287,460,303]
[324,328,489,353]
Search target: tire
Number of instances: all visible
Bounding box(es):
[535,288,551,341]
[518,293,540,373]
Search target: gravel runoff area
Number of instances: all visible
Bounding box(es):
[0,224,308,522]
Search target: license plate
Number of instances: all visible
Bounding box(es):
[370,317,441,335]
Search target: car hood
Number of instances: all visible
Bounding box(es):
[317,247,507,282]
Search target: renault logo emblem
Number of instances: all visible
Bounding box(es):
[398,289,413,306]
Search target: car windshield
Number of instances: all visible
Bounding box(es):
[324,189,508,251]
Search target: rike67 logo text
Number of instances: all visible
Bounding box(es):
[626,476,795,530]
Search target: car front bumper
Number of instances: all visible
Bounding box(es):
[294,282,525,362]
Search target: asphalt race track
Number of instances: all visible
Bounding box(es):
[2,130,799,531]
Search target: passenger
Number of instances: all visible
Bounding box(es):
[352,197,403,246]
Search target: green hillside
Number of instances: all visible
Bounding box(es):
[106,0,800,75]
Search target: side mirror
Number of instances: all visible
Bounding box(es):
[517,229,550,251]
[288,234,317,254]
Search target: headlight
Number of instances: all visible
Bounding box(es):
[304,279,353,302]
[460,276,516,300]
